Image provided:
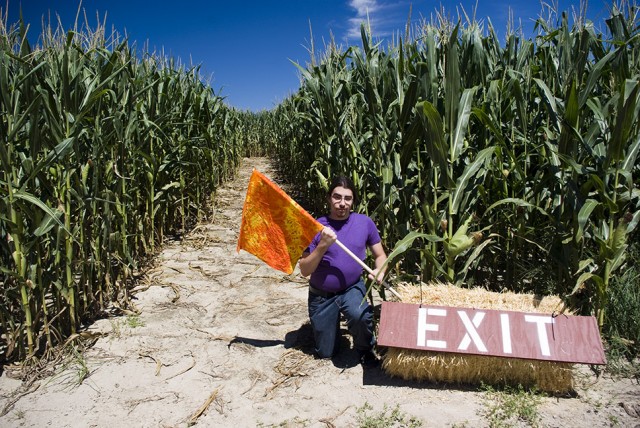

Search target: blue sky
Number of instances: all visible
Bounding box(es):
[5,1,612,112]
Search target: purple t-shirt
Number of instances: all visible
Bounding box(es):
[306,212,381,293]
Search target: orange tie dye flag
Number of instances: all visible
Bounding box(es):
[237,169,323,274]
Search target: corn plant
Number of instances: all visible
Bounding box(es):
[0,13,246,363]
[273,2,640,331]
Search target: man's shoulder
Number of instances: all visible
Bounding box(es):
[317,215,330,225]
[350,212,373,223]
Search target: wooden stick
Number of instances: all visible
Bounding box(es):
[333,239,402,300]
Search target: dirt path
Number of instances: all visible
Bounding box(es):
[1,157,638,427]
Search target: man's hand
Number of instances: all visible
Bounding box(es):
[318,226,337,249]
[368,268,384,283]
[299,227,336,277]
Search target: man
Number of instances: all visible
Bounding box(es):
[299,176,386,366]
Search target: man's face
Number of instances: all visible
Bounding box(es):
[329,186,353,220]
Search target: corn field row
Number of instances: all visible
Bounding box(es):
[271,4,640,327]
[0,19,253,363]
[2,4,640,365]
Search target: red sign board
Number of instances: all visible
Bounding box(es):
[378,301,606,365]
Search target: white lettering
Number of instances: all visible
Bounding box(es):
[524,315,554,356]
[417,307,447,349]
[500,314,512,354]
[458,311,487,352]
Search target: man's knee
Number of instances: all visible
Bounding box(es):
[344,301,371,322]
[315,347,334,359]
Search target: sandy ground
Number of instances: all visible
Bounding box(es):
[1,157,639,428]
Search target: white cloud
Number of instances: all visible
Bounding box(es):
[345,0,410,41]
[350,0,380,17]
[347,0,381,40]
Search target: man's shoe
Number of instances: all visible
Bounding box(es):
[359,350,380,368]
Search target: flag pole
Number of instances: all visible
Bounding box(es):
[333,239,402,300]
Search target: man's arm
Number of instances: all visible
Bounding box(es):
[298,227,336,277]
[368,241,387,283]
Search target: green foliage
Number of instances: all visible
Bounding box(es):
[47,344,92,390]
[273,4,640,329]
[356,402,422,428]
[0,14,251,363]
[3,1,640,367]
[480,384,544,428]
[126,315,145,328]
[603,240,640,368]
[256,416,310,427]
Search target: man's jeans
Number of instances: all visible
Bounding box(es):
[307,278,375,358]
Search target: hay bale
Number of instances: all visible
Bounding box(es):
[393,282,568,314]
[381,282,574,394]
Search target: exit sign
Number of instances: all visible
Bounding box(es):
[378,301,606,365]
